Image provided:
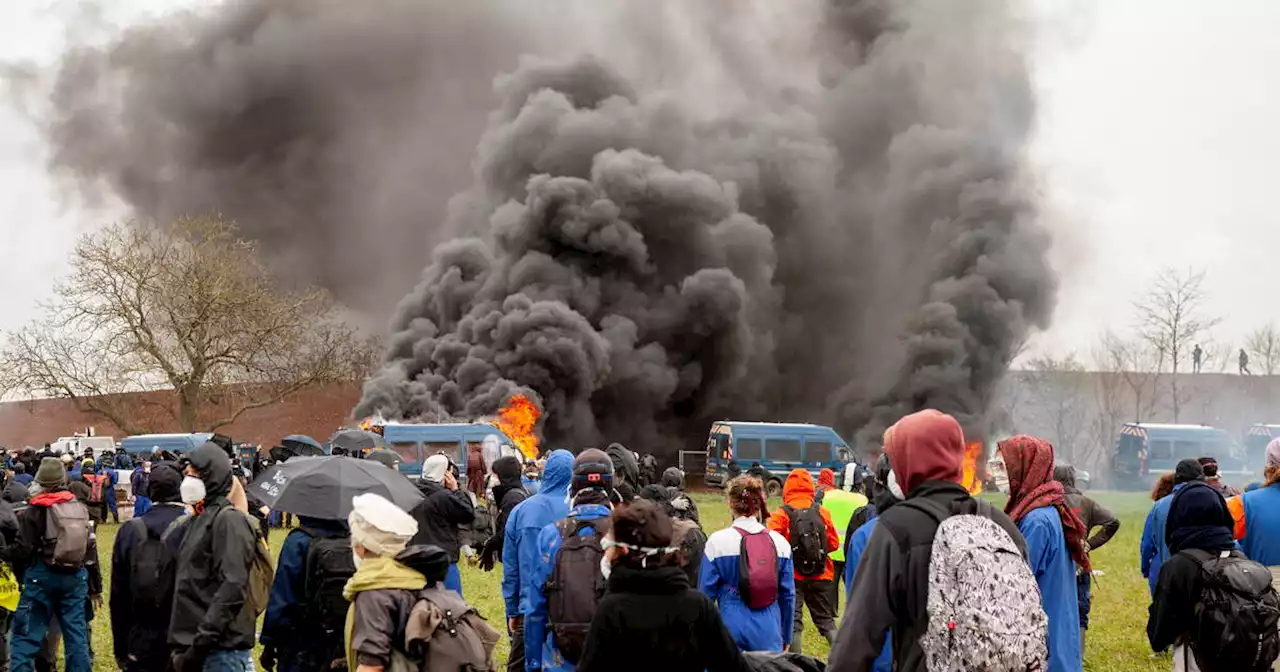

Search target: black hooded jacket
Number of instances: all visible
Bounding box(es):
[661,467,701,524]
[409,478,475,562]
[606,443,640,492]
[169,443,259,652]
[480,457,528,565]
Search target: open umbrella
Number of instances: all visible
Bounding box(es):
[250,456,422,520]
[329,429,385,456]
[281,435,325,458]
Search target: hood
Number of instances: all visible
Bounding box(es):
[607,565,690,595]
[492,456,524,488]
[818,469,836,490]
[661,467,685,489]
[422,454,449,483]
[1174,458,1206,485]
[782,469,816,508]
[189,442,234,500]
[1053,464,1078,492]
[395,545,451,585]
[1166,481,1235,554]
[540,450,574,496]
[30,491,75,508]
[885,410,964,494]
[605,443,639,487]
[148,462,184,504]
[298,515,349,533]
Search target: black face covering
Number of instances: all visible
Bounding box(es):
[874,487,900,515]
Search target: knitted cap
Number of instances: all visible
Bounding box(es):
[35,458,67,489]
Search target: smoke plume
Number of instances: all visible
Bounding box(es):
[27,0,1057,452]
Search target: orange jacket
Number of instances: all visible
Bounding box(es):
[768,469,841,581]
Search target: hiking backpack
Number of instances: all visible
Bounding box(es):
[406,584,501,672]
[544,516,610,664]
[782,504,828,577]
[216,508,275,616]
[43,499,91,570]
[85,475,108,504]
[301,530,357,665]
[735,527,779,609]
[902,498,1048,672]
[127,514,187,614]
[1185,548,1280,672]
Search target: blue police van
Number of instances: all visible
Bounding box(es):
[703,421,854,497]
[380,423,523,481]
[119,433,214,458]
[1112,422,1250,489]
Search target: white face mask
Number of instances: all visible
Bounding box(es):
[599,554,612,581]
[886,469,906,500]
[180,476,207,506]
[989,457,1011,495]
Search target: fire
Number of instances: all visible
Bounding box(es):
[962,441,984,495]
[358,414,385,435]
[494,394,541,459]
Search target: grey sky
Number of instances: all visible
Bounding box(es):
[2,0,1277,362]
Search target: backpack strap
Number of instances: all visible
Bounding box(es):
[899,497,952,524]
[160,514,190,543]
[127,516,152,542]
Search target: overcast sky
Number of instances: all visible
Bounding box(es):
[2,0,1278,366]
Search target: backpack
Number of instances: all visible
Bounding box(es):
[1185,548,1280,672]
[544,517,610,664]
[405,584,501,672]
[735,527,779,609]
[217,508,275,617]
[902,498,1048,672]
[782,504,828,577]
[85,475,108,504]
[301,530,357,664]
[127,515,185,614]
[43,499,91,570]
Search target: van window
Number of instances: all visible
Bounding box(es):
[424,442,457,462]
[713,434,730,460]
[806,440,833,464]
[766,439,802,463]
[391,441,421,464]
[1149,440,1172,461]
[1174,440,1202,460]
[737,438,763,461]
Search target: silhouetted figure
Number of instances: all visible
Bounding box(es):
[1192,344,1203,374]
[1240,349,1252,376]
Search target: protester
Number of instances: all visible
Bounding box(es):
[467,441,487,501]
[819,478,866,607]
[1,468,28,508]
[502,450,573,672]
[479,456,530,572]
[639,453,659,488]
[1141,459,1205,596]
[767,469,839,654]
[829,410,1031,672]
[110,461,188,672]
[638,484,706,587]
[260,514,352,672]
[662,466,701,525]
[525,449,615,672]
[81,462,111,524]
[578,499,748,672]
[1152,472,1176,502]
[522,460,542,495]
[1053,464,1119,657]
[841,456,895,672]
[13,462,31,487]
[343,493,429,672]
[701,476,795,653]
[105,463,121,524]
[1198,457,1240,498]
[998,437,1087,672]
[815,469,837,501]
[169,443,261,672]
[408,453,475,595]
[1227,439,1280,581]
[6,457,99,672]
[131,462,152,518]
[1148,479,1279,672]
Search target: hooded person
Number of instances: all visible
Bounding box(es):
[1147,481,1242,672]
[662,467,701,524]
[130,461,152,518]
[168,443,262,672]
[816,469,837,500]
[525,449,616,672]
[1054,464,1120,656]
[500,451,572,672]
[767,469,840,655]
[110,461,188,672]
[829,410,1027,672]
[1,466,29,508]
[605,443,640,494]
[1198,457,1240,498]
[639,484,706,587]
[480,456,530,572]
[1141,459,1205,597]
[817,466,867,611]
[841,455,896,672]
[1227,439,1280,582]
[997,436,1087,672]
[260,508,352,672]
[13,461,32,487]
[408,453,475,595]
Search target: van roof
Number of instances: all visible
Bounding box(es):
[713,421,848,441]
[381,423,515,442]
[1123,423,1233,439]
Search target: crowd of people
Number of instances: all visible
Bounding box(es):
[0,411,1278,672]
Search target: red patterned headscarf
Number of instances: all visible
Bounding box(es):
[999,435,1091,573]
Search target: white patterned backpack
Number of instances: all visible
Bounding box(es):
[903,498,1048,672]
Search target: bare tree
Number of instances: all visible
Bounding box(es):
[1023,353,1091,466]
[1096,331,1164,424]
[1246,324,1280,376]
[0,216,371,434]
[1134,267,1221,422]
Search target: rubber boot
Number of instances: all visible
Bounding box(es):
[1080,629,1087,660]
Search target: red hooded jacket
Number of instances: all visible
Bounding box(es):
[768,469,841,581]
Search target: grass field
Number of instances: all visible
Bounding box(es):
[77,490,1164,672]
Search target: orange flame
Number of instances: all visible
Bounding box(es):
[494,394,541,459]
[962,441,984,495]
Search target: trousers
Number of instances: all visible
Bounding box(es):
[792,579,836,656]
[10,563,90,672]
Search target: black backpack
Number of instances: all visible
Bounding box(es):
[300,529,357,665]
[545,517,610,664]
[128,515,185,616]
[1186,548,1280,672]
[782,504,828,577]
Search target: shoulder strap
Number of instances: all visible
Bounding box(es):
[1183,548,1220,565]
[160,514,190,543]
[128,516,152,541]
[898,497,952,524]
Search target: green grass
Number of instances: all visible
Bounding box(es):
[80,491,1163,671]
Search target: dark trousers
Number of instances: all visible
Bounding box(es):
[1076,571,1092,630]
[507,618,525,672]
[830,561,846,610]
[793,579,836,655]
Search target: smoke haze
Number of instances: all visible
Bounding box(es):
[24,0,1057,452]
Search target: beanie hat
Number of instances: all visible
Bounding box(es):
[572,448,614,493]
[1174,458,1206,485]
[422,454,449,483]
[349,493,418,556]
[148,462,183,503]
[35,458,68,489]
[13,463,25,475]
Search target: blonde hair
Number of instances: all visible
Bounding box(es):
[1265,464,1280,487]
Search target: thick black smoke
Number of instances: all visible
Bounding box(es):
[28,0,1056,453]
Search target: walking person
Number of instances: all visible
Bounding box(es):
[501,450,572,672]
[168,443,262,672]
[1054,465,1120,658]
[662,467,701,525]
[638,485,706,587]
[130,462,151,519]
[1142,460,1205,597]
[80,463,110,525]
[577,499,749,672]
[841,457,896,672]
[768,469,839,654]
[819,480,866,608]
[1227,439,1280,585]
[1241,349,1253,375]
[109,462,188,672]
[6,458,99,672]
[479,456,530,572]
[409,454,475,595]
[997,437,1087,672]
[701,476,795,652]
[259,514,352,672]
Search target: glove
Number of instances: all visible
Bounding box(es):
[261,646,278,672]
[479,548,497,572]
[173,648,208,672]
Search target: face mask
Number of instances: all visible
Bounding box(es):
[886,470,906,500]
[989,457,1011,495]
[352,549,365,570]
[599,554,612,581]
[180,476,207,506]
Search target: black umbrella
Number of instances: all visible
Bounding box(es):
[249,456,423,520]
[281,435,325,459]
[329,429,385,456]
